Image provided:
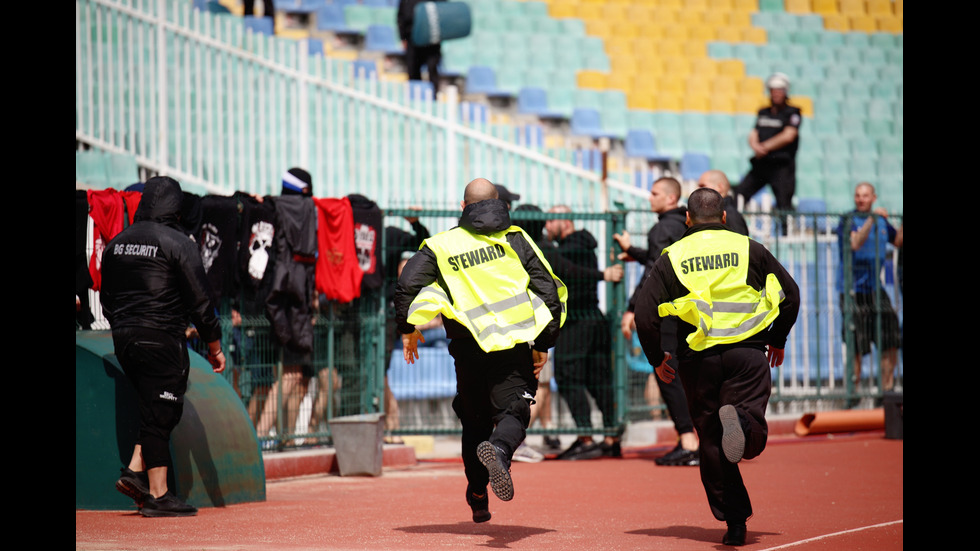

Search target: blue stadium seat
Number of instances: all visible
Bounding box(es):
[315,4,357,34]
[570,108,619,140]
[363,24,404,55]
[625,129,674,163]
[243,15,274,36]
[517,87,567,120]
[680,152,712,182]
[465,66,511,98]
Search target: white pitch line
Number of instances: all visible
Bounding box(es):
[758,520,903,550]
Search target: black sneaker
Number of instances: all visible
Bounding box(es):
[655,444,700,466]
[719,405,745,464]
[465,488,491,523]
[557,439,602,461]
[139,492,198,517]
[115,467,151,508]
[542,435,562,451]
[477,441,514,501]
[600,440,622,458]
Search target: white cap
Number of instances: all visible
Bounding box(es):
[766,72,790,91]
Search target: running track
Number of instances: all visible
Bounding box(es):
[76,432,902,550]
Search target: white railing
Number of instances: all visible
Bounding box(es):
[75,0,651,213]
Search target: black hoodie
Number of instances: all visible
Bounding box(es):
[394,198,562,352]
[100,177,222,343]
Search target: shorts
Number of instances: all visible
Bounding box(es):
[842,291,901,356]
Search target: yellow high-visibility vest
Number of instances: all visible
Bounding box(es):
[658,229,784,351]
[407,226,567,353]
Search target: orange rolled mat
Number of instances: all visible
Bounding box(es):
[794,409,885,436]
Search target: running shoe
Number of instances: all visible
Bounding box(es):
[115,467,151,508]
[465,488,491,523]
[512,442,544,463]
[720,405,745,463]
[139,492,198,517]
[477,441,514,501]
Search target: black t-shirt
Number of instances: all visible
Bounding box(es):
[755,103,802,161]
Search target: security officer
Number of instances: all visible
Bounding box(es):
[394,178,565,523]
[734,72,802,214]
[633,188,800,546]
[100,176,225,517]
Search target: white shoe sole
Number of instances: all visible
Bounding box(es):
[720,405,745,464]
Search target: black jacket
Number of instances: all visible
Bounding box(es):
[625,206,688,312]
[394,198,562,352]
[552,229,603,317]
[633,223,800,366]
[100,177,221,343]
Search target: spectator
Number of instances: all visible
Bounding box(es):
[547,205,625,460]
[254,168,318,448]
[243,0,275,28]
[397,0,445,91]
[512,204,561,454]
[394,178,565,522]
[614,177,700,466]
[634,188,801,546]
[494,184,521,210]
[697,170,749,236]
[100,176,225,517]
[836,182,900,391]
[733,73,802,217]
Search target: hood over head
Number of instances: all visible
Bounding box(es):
[134,176,183,227]
[459,198,512,235]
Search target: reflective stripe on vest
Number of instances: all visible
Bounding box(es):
[657,230,784,351]
[407,226,566,352]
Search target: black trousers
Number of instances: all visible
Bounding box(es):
[656,318,695,435]
[679,347,771,524]
[450,338,536,494]
[405,43,441,86]
[736,157,796,212]
[112,326,190,470]
[553,318,615,430]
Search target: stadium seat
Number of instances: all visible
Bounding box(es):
[570,108,619,141]
[315,5,357,34]
[680,152,712,182]
[517,87,568,120]
[625,129,675,163]
[465,66,510,99]
[243,15,274,36]
[363,25,403,56]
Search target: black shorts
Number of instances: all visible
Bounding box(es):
[842,291,901,356]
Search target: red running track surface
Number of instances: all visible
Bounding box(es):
[76,432,902,550]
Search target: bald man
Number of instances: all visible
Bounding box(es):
[395,178,565,523]
[697,170,749,236]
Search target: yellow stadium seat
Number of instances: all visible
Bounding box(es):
[663,25,690,43]
[633,72,664,94]
[577,70,608,90]
[547,2,577,19]
[715,26,744,43]
[600,3,629,22]
[733,0,759,13]
[685,75,714,96]
[657,0,684,10]
[663,57,693,77]
[877,15,903,33]
[866,0,894,16]
[653,92,684,112]
[742,27,768,44]
[712,75,740,96]
[606,72,635,92]
[585,19,613,37]
[822,14,850,32]
[717,59,746,78]
[838,0,868,15]
[628,93,657,111]
[605,36,634,56]
[690,57,720,78]
[684,0,710,12]
[611,56,640,76]
[707,0,736,11]
[684,40,709,58]
[791,96,814,118]
[702,11,730,28]
[728,11,753,28]
[850,14,878,33]
[738,76,765,97]
[709,94,737,114]
[627,5,657,23]
[577,3,603,21]
[656,39,685,59]
[811,0,838,15]
[611,20,641,39]
[683,93,711,113]
[635,57,667,78]
[677,9,706,28]
[784,0,812,14]
[735,93,766,114]
[895,0,903,16]
[658,77,685,96]
[687,24,717,43]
